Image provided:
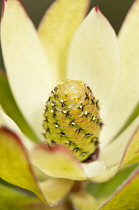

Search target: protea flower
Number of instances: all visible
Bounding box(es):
[0,0,138,209]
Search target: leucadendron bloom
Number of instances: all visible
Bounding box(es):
[0,0,139,209]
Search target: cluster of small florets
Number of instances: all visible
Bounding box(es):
[43,80,103,162]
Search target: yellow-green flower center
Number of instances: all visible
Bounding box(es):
[43,80,103,162]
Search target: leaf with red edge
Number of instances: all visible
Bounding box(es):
[0,183,71,209]
[99,167,139,210]
[120,126,139,168]
[0,126,46,203]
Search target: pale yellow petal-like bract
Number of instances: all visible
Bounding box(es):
[38,0,90,81]
[30,144,87,180]
[91,116,139,182]
[102,0,139,142]
[1,0,54,139]
[67,7,120,124]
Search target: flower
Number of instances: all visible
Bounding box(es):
[0,0,139,209]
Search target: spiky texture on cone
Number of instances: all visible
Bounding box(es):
[43,80,103,162]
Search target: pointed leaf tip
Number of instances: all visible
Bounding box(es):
[95,6,99,12]
[67,4,120,122]
[1,0,7,17]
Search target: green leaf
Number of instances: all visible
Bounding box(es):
[99,167,139,209]
[0,127,46,203]
[120,126,139,168]
[0,71,39,143]
[0,183,69,210]
[87,163,138,201]
[112,102,139,142]
[0,184,48,210]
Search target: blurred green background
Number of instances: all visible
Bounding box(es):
[0,0,135,70]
